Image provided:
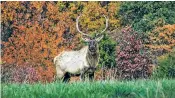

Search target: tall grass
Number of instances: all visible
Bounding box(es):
[2,79,175,98]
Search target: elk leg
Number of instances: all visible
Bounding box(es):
[80,71,85,81]
[56,65,64,80]
[88,67,96,81]
[63,72,70,82]
[89,72,95,81]
[80,67,88,81]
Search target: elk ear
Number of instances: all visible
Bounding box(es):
[82,35,91,42]
[95,35,104,42]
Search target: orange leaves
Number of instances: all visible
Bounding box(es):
[36,66,56,82]
[46,2,59,21]
[1,2,23,21]
[107,2,121,29]
[13,25,26,31]
[146,24,175,52]
[30,1,45,13]
[1,1,121,82]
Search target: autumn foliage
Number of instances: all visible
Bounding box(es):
[1,1,120,82]
[2,1,174,82]
[116,27,152,79]
[146,24,175,54]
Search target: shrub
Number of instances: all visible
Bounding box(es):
[116,27,152,80]
[98,33,116,68]
[1,62,56,83]
[1,63,40,83]
[153,50,175,79]
[12,66,40,83]
[1,64,14,83]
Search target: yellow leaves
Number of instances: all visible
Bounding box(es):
[108,2,120,29]
[157,53,169,61]
[81,3,106,27]
[75,2,121,34]
[69,3,77,12]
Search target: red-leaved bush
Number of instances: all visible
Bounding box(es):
[12,66,39,83]
[2,63,38,83]
[1,62,55,83]
[116,27,152,80]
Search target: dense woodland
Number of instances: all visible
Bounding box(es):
[1,1,175,83]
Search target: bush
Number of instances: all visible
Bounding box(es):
[98,33,116,68]
[153,50,175,79]
[1,64,14,83]
[1,63,39,83]
[116,27,152,80]
[1,63,55,83]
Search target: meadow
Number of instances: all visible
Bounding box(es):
[2,79,175,98]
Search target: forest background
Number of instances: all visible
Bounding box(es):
[1,1,175,83]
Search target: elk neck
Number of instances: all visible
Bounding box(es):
[86,47,99,67]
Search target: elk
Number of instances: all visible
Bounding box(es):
[54,15,108,82]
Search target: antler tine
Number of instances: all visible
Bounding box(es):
[76,15,90,36]
[100,15,108,34]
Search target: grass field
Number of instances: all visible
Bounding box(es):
[2,79,175,98]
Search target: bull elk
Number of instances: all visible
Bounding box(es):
[54,15,108,82]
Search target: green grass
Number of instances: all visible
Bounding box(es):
[2,79,175,98]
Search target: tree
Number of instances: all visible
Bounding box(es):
[145,24,175,55]
[1,1,121,82]
[1,1,80,82]
[119,2,175,33]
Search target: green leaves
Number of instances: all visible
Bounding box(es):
[98,33,116,68]
[119,2,175,33]
[153,51,175,79]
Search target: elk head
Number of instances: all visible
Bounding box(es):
[76,15,108,55]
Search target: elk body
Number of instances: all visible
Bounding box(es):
[54,15,108,81]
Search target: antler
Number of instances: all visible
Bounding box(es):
[95,15,108,38]
[76,15,90,37]
[100,15,108,34]
[76,14,108,36]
